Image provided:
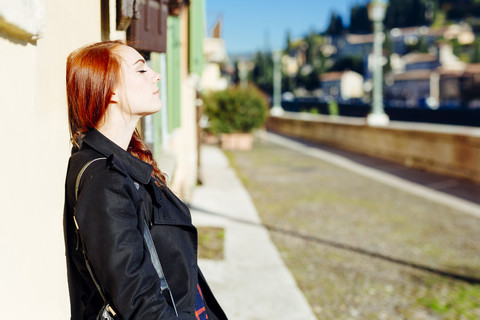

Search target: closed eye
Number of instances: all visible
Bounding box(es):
[138,70,147,73]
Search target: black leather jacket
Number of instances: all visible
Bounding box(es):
[64,129,227,320]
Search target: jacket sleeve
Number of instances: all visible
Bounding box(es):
[75,161,179,319]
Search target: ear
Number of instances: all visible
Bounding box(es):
[110,91,119,104]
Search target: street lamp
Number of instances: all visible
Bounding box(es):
[270,50,284,116]
[367,0,389,126]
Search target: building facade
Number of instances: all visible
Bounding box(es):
[0,0,204,317]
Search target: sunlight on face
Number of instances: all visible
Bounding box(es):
[114,45,162,118]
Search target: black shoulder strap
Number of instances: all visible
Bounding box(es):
[74,158,106,202]
[73,158,118,317]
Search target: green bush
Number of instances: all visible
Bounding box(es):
[203,85,269,134]
[328,100,339,116]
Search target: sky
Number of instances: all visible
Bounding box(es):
[205,0,369,55]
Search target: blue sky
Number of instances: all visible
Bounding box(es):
[206,0,369,55]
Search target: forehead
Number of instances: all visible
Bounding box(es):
[115,45,144,65]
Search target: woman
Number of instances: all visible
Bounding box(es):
[64,41,227,320]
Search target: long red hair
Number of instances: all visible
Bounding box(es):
[66,40,166,184]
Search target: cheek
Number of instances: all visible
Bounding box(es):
[124,80,143,100]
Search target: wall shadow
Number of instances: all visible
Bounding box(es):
[190,204,480,285]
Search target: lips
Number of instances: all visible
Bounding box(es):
[153,89,160,95]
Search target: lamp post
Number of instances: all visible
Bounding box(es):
[270,50,284,116]
[238,61,249,89]
[367,0,389,126]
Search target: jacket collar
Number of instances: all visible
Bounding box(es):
[79,129,153,184]
[159,184,191,219]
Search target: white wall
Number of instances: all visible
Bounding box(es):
[341,71,364,100]
[0,0,115,318]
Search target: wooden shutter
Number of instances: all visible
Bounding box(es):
[127,0,168,52]
[117,0,139,30]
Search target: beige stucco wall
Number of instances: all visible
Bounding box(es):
[0,1,123,318]
[267,113,480,184]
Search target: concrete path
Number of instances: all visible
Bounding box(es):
[189,144,317,320]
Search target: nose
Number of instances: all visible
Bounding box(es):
[153,72,161,83]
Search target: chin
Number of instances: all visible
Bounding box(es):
[153,100,162,111]
[153,102,162,112]
[142,104,162,116]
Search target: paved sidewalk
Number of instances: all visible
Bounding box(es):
[189,144,317,320]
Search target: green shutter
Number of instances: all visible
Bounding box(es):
[167,16,181,132]
[189,0,205,75]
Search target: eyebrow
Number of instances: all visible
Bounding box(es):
[133,59,146,66]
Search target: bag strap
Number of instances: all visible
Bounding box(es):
[74,157,178,317]
[75,158,106,202]
[74,158,117,317]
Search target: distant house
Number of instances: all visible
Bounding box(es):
[442,23,475,45]
[438,43,466,71]
[389,26,441,55]
[320,71,364,101]
[282,55,299,76]
[386,63,480,109]
[201,37,229,91]
[385,36,470,108]
[386,70,432,107]
[459,64,480,108]
[436,64,480,108]
[337,33,374,58]
[388,24,474,55]
[437,68,463,107]
[326,24,476,108]
[402,53,440,71]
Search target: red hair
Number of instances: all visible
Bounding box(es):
[66,40,166,184]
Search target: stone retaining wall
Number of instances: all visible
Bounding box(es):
[266,112,480,184]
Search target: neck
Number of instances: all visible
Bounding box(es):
[96,109,140,150]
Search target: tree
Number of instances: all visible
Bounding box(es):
[232,60,240,85]
[405,36,430,54]
[296,65,320,91]
[327,56,364,75]
[285,30,294,56]
[349,4,371,34]
[282,74,296,94]
[325,12,345,36]
[303,31,326,90]
[304,31,323,65]
[438,0,480,20]
[385,0,427,29]
[251,51,273,95]
[471,39,480,64]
